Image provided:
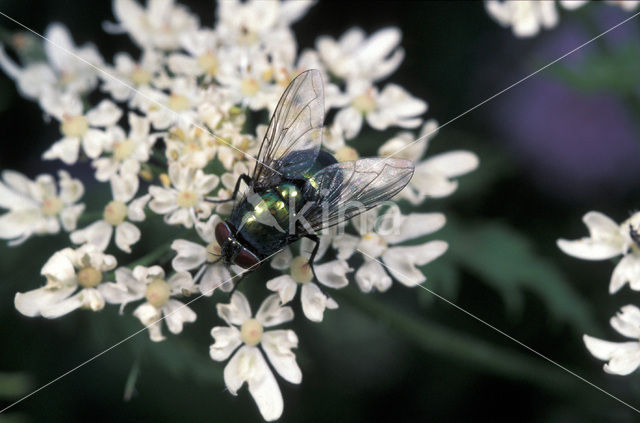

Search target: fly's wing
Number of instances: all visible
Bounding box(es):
[251,69,325,187]
[303,158,415,232]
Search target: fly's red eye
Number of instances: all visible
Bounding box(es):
[234,248,260,269]
[215,222,232,246]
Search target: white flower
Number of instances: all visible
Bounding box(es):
[316,27,404,83]
[40,93,123,164]
[70,173,148,253]
[110,0,199,50]
[336,80,426,139]
[167,29,220,79]
[216,0,313,55]
[215,161,250,215]
[378,121,479,205]
[136,77,203,130]
[149,162,219,228]
[216,51,280,111]
[14,244,116,318]
[210,292,301,422]
[0,169,84,245]
[100,50,164,103]
[584,305,640,375]
[92,113,157,182]
[267,237,351,322]
[485,0,559,38]
[557,211,640,293]
[335,208,448,292]
[164,122,217,169]
[171,214,235,295]
[100,265,197,342]
[0,23,102,99]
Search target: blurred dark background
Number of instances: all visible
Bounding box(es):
[2,1,640,422]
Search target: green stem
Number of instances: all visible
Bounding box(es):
[335,287,595,398]
[127,240,174,269]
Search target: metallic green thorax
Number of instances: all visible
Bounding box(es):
[229,181,307,257]
[228,150,337,258]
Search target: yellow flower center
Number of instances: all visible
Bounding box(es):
[197,53,218,76]
[168,93,190,111]
[240,77,259,97]
[159,173,171,188]
[60,115,89,137]
[41,196,63,216]
[103,201,128,226]
[352,93,377,114]
[240,318,263,346]
[176,190,199,208]
[360,233,388,258]
[145,278,171,308]
[77,266,102,288]
[130,66,152,86]
[334,146,359,162]
[113,139,136,161]
[206,240,222,262]
[290,256,313,284]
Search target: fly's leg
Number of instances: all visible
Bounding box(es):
[207,173,253,203]
[304,234,321,279]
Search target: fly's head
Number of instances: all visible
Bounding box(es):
[215,221,260,269]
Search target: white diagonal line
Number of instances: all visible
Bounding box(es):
[356,248,640,415]
[0,248,283,414]
[385,10,640,161]
[0,11,282,176]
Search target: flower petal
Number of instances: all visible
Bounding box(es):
[115,221,140,253]
[314,260,351,289]
[266,275,298,304]
[133,302,164,342]
[261,329,302,384]
[610,254,640,294]
[382,241,448,286]
[14,284,77,317]
[171,239,206,271]
[163,299,196,334]
[210,325,242,361]
[217,291,252,326]
[355,260,392,293]
[256,294,294,327]
[300,282,336,322]
[224,346,284,422]
[610,305,640,339]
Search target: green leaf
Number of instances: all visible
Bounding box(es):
[0,372,32,399]
[546,43,640,95]
[445,219,596,331]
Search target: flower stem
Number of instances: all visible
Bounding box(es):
[336,287,600,399]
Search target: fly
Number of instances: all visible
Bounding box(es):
[209,69,415,279]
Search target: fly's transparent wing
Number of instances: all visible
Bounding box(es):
[252,69,325,187]
[303,158,415,232]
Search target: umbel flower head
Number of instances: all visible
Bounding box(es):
[0,0,479,420]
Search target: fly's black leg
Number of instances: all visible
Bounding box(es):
[304,234,321,279]
[302,234,334,301]
[207,173,253,203]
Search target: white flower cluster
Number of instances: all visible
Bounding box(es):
[0,1,478,420]
[558,211,640,375]
[485,0,639,38]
